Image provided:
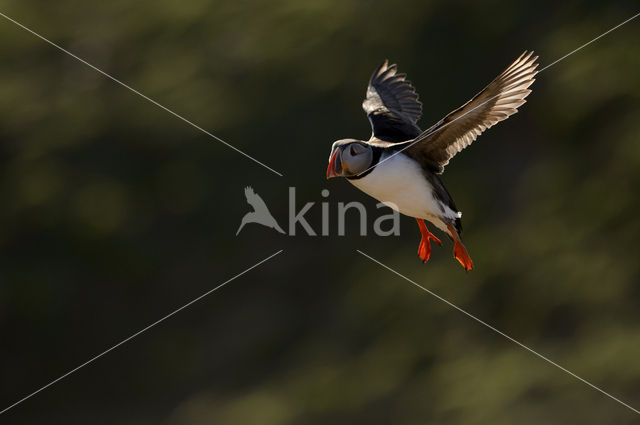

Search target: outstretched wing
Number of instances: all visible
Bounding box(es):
[244,186,269,213]
[404,51,539,174]
[362,60,423,143]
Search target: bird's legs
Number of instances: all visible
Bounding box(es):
[416,219,442,263]
[446,224,474,271]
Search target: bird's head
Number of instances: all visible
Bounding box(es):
[326,139,373,179]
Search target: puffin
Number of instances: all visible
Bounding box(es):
[326,51,539,271]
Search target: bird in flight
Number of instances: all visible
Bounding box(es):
[327,51,539,270]
[236,186,285,235]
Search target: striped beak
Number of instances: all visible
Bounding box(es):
[326,148,342,179]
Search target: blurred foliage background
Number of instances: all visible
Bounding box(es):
[1,0,639,424]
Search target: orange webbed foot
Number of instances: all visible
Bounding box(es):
[447,224,473,271]
[417,237,431,263]
[416,219,442,263]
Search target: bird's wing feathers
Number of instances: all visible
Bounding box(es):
[404,51,539,174]
[244,186,256,202]
[244,186,269,212]
[362,60,423,143]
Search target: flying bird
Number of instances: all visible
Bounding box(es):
[236,186,285,235]
[327,51,539,270]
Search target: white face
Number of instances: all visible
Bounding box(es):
[327,140,373,178]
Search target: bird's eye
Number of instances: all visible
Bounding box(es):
[350,145,358,156]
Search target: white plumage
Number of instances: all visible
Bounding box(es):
[349,152,459,235]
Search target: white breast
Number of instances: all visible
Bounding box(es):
[349,152,460,233]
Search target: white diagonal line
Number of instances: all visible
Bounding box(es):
[0,249,284,416]
[539,11,640,72]
[357,11,640,177]
[0,11,283,177]
[356,250,640,416]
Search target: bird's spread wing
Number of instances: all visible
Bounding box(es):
[244,186,269,212]
[362,60,423,143]
[244,186,255,202]
[403,51,539,174]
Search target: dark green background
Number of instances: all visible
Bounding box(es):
[1,1,639,424]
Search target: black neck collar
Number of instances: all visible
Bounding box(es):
[346,145,384,180]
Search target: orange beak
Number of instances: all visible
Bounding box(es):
[326,149,341,179]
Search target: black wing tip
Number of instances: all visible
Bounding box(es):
[371,59,401,83]
[370,59,389,81]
